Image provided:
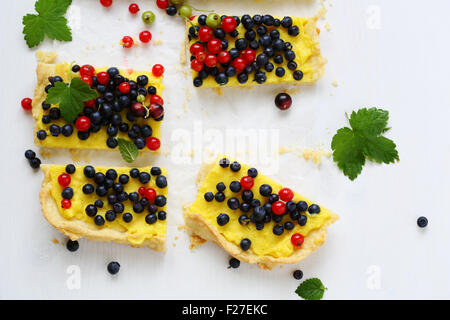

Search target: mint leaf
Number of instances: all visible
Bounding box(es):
[295,278,327,300]
[22,0,72,48]
[331,107,399,180]
[45,78,97,123]
[118,139,139,163]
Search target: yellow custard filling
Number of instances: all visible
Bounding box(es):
[48,165,168,245]
[187,15,324,88]
[33,64,164,150]
[189,157,333,258]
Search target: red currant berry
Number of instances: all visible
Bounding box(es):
[152,64,165,77]
[196,51,207,62]
[129,3,140,14]
[221,16,237,33]
[21,98,32,111]
[278,188,294,202]
[138,186,146,195]
[81,76,93,87]
[100,0,113,8]
[291,233,304,247]
[144,188,156,202]
[272,201,286,216]
[139,30,152,43]
[84,99,95,107]
[198,26,213,42]
[189,16,196,21]
[122,36,134,48]
[146,137,161,151]
[80,65,95,77]
[217,50,231,64]
[207,38,222,54]
[150,94,164,105]
[61,199,72,209]
[242,49,256,64]
[191,59,204,72]
[240,176,254,190]
[156,0,169,9]
[190,43,204,56]
[204,54,218,68]
[75,116,91,132]
[96,71,109,85]
[58,173,71,187]
[232,57,246,72]
[118,82,131,94]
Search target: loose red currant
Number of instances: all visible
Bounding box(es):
[146,137,161,151]
[58,173,71,187]
[217,50,231,64]
[21,98,32,111]
[204,54,218,68]
[152,64,165,77]
[198,26,213,42]
[291,233,304,247]
[242,49,256,64]
[96,71,109,85]
[144,188,156,202]
[191,59,204,72]
[150,94,164,105]
[190,43,204,56]
[81,76,93,87]
[75,116,91,132]
[118,82,131,94]
[122,36,134,48]
[196,51,207,62]
[232,57,246,72]
[80,65,95,77]
[139,30,152,43]
[156,0,169,9]
[61,199,72,209]
[129,3,140,14]
[272,201,286,216]
[278,188,294,202]
[207,38,222,54]
[138,186,146,195]
[84,99,95,107]
[100,0,113,7]
[240,176,254,190]
[221,16,237,33]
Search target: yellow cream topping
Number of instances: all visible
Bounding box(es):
[188,16,320,88]
[34,65,164,150]
[189,157,333,258]
[48,165,168,245]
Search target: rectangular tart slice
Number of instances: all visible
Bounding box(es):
[186,14,326,88]
[40,164,168,251]
[185,156,338,270]
[32,52,165,151]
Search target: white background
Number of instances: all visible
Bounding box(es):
[1,0,450,300]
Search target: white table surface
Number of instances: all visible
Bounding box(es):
[1,0,450,300]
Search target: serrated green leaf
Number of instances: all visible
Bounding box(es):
[295,278,327,300]
[118,139,139,163]
[331,127,365,181]
[364,136,399,164]
[22,0,72,48]
[349,107,389,137]
[45,78,97,124]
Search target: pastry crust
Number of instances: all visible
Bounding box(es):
[40,165,166,252]
[184,162,338,270]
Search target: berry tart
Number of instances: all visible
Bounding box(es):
[32,52,164,152]
[184,156,338,270]
[186,14,326,88]
[40,164,168,251]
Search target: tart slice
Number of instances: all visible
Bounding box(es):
[185,156,338,270]
[40,164,168,251]
[33,51,165,152]
[186,14,326,88]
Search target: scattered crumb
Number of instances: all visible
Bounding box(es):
[301,148,331,165]
[52,238,60,244]
[40,149,53,160]
[174,236,179,240]
[332,81,338,87]
[283,87,300,95]
[153,39,163,45]
[172,243,177,247]
[278,146,297,155]
[69,149,90,162]
[212,88,224,96]
[324,22,331,31]
[178,225,187,231]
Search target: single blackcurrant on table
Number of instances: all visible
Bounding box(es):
[275,93,292,110]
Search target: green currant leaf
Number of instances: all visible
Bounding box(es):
[118,139,139,163]
[295,278,327,300]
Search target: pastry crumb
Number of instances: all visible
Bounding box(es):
[332,81,339,87]
[212,88,224,96]
[324,22,331,31]
[300,148,331,165]
[278,146,297,155]
[52,238,59,244]
[189,234,206,250]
